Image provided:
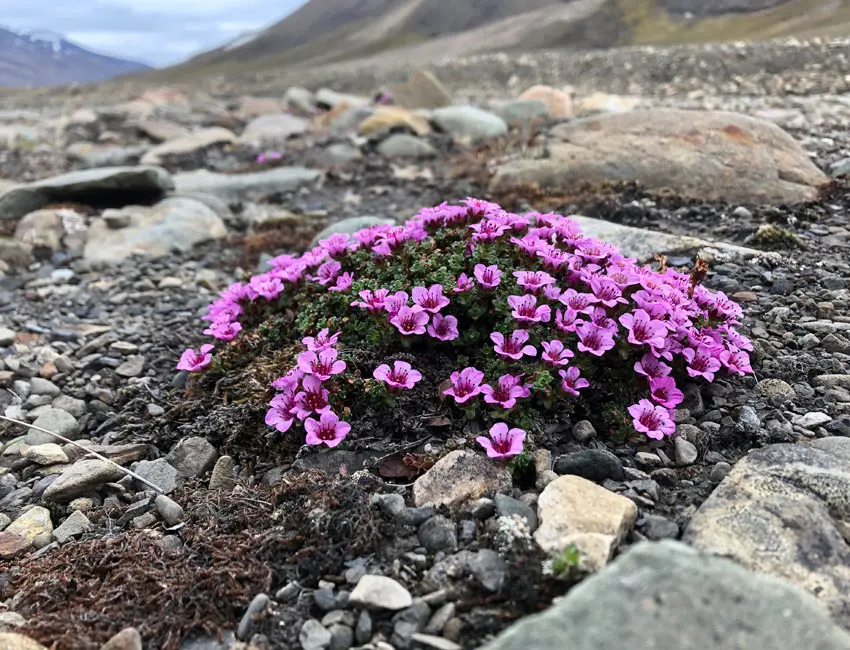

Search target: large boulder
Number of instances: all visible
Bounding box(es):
[141,127,237,165]
[517,85,573,119]
[683,442,850,628]
[84,197,226,264]
[389,70,452,110]
[0,166,174,221]
[431,106,508,142]
[173,168,320,203]
[490,109,828,205]
[481,541,850,650]
[358,107,431,137]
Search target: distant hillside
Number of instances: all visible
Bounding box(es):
[0,27,150,87]
[155,0,850,81]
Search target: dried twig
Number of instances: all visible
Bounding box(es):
[0,413,164,494]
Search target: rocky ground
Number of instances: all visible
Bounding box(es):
[0,47,849,650]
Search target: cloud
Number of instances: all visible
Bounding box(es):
[1,0,305,66]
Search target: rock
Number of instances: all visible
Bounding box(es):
[575,92,640,116]
[166,436,218,478]
[0,327,16,346]
[349,575,413,611]
[410,634,462,650]
[553,448,624,482]
[418,516,458,552]
[24,443,68,465]
[479,541,850,650]
[377,134,438,158]
[240,114,310,145]
[810,437,850,463]
[389,71,452,110]
[237,593,269,640]
[328,624,353,650]
[208,455,236,491]
[373,493,406,518]
[141,127,237,165]
[0,166,174,221]
[173,167,320,204]
[66,144,147,169]
[6,506,52,544]
[13,209,64,253]
[431,106,508,141]
[813,375,850,389]
[155,494,185,526]
[135,120,190,143]
[757,378,795,399]
[358,107,431,137]
[518,85,573,118]
[571,420,597,442]
[494,493,538,531]
[99,628,142,650]
[0,532,29,559]
[309,216,394,249]
[0,633,48,650]
[29,378,60,397]
[133,458,180,494]
[115,355,145,378]
[490,110,827,205]
[0,612,25,628]
[84,197,226,264]
[494,100,550,127]
[315,89,370,110]
[234,96,282,119]
[684,443,850,627]
[283,87,316,113]
[534,475,637,572]
[43,459,124,502]
[300,620,332,650]
[638,514,680,540]
[52,509,92,543]
[674,438,699,466]
[469,549,507,592]
[313,589,337,611]
[413,450,512,509]
[793,412,832,429]
[26,408,79,444]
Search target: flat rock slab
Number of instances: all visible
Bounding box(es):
[173,167,321,204]
[490,109,827,205]
[141,127,237,165]
[683,443,850,628]
[0,166,174,221]
[413,450,512,509]
[43,459,125,503]
[480,541,850,650]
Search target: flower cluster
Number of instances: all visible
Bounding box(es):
[178,197,753,452]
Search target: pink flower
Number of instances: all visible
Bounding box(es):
[554,308,579,334]
[634,353,672,379]
[384,291,410,318]
[250,275,284,301]
[481,375,530,409]
[351,288,389,313]
[508,294,551,324]
[315,260,342,286]
[454,273,474,293]
[649,377,684,409]
[513,271,555,294]
[559,289,598,315]
[619,310,668,349]
[203,321,242,342]
[328,272,353,292]
[541,340,574,367]
[543,285,562,301]
[304,411,351,448]
[319,233,351,257]
[469,220,510,241]
[575,322,615,356]
[373,360,422,392]
[682,345,722,382]
[476,423,526,459]
[474,264,502,288]
[390,306,429,336]
[720,349,753,376]
[177,344,214,372]
[292,374,332,420]
[628,399,675,440]
[427,314,459,341]
[443,367,485,404]
[302,329,341,352]
[590,277,628,308]
[271,369,303,393]
[297,348,346,381]
[412,285,450,313]
[491,330,537,360]
[559,367,590,396]
[265,392,297,433]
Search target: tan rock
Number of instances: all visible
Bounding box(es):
[141,127,236,165]
[413,450,512,509]
[0,632,48,650]
[234,96,282,120]
[135,120,190,143]
[575,92,640,116]
[5,506,53,544]
[534,475,637,571]
[13,209,63,252]
[99,627,142,650]
[358,106,431,137]
[24,443,69,465]
[0,532,29,559]
[314,102,352,131]
[390,70,452,110]
[518,85,573,119]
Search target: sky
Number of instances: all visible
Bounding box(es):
[0,0,305,67]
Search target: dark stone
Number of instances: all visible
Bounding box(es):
[553,448,624,482]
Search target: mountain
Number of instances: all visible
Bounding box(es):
[0,27,150,87]
[159,0,850,81]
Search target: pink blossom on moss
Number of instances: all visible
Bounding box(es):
[508,294,551,324]
[634,353,672,379]
[315,260,342,286]
[554,308,579,334]
[302,329,341,352]
[469,219,510,241]
[628,399,675,440]
[427,314,459,341]
[319,233,351,256]
[304,411,351,448]
[203,321,242,342]
[272,369,303,393]
[543,285,562,301]
[391,305,429,336]
[351,288,390,313]
[297,348,346,381]
[682,345,722,382]
[619,309,668,349]
[453,273,474,293]
[177,344,214,372]
[265,392,297,433]
[249,275,284,301]
[575,321,615,356]
[649,376,684,409]
[513,270,555,294]
[292,374,332,420]
[481,375,530,409]
[559,289,598,315]
[328,272,354,292]
[491,330,537,360]
[373,360,422,392]
[720,349,753,376]
[412,284,450,313]
[443,367,485,404]
[541,340,574,367]
[474,264,502,288]
[476,423,526,459]
[384,291,410,318]
[559,366,590,396]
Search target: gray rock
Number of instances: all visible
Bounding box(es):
[328,623,353,650]
[29,378,60,396]
[431,105,508,141]
[26,407,80,444]
[397,506,436,526]
[377,134,437,158]
[84,198,226,264]
[418,516,457,553]
[410,634,462,650]
[793,412,832,429]
[494,493,538,531]
[571,420,597,442]
[373,493,406,518]
[0,166,173,221]
[283,86,316,113]
[141,127,237,165]
[315,89,370,109]
[155,494,185,526]
[52,509,92,543]
[66,144,147,168]
[173,167,320,203]
[24,443,68,465]
[413,450,512,509]
[133,458,180,494]
[829,157,850,177]
[423,603,455,635]
[51,395,87,418]
[43,459,125,503]
[553,448,624,482]
[638,514,680,540]
[208,455,236,491]
[237,593,269,640]
[494,99,549,126]
[115,354,145,378]
[469,549,507,592]
[314,588,337,611]
[240,114,310,145]
[309,216,395,249]
[355,610,372,644]
[166,436,218,478]
[0,327,16,345]
[674,438,699,466]
[480,541,850,650]
[736,405,761,434]
[300,619,332,650]
[349,575,412,611]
